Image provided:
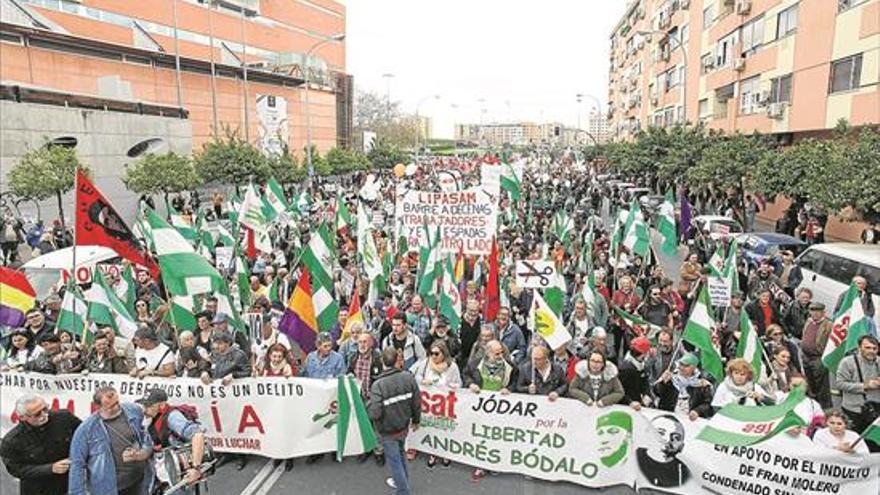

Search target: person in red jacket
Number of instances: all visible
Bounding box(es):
[552,344,580,382]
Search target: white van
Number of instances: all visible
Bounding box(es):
[795,243,880,327]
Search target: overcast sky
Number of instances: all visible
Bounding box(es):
[346,1,628,139]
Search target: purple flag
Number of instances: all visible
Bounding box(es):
[679,190,692,241]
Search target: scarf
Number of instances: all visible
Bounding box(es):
[671,369,701,397]
[428,358,449,376]
[623,352,645,372]
[722,376,753,398]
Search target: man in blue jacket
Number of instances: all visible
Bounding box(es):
[69,386,154,495]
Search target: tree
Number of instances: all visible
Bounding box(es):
[268,144,306,184]
[367,138,407,170]
[193,131,270,185]
[814,128,880,224]
[7,145,86,226]
[354,89,420,148]
[326,147,352,175]
[303,145,332,177]
[123,152,200,208]
[752,138,827,205]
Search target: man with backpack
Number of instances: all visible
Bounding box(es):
[138,388,208,494]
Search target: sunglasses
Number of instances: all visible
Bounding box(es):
[430,351,443,357]
[26,407,48,418]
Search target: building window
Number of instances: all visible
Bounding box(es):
[698,98,710,120]
[769,74,792,103]
[680,24,689,46]
[700,53,714,74]
[664,107,676,127]
[703,5,715,30]
[741,16,764,56]
[715,30,739,68]
[829,54,863,93]
[715,83,735,118]
[739,76,761,114]
[777,4,798,39]
[839,0,868,12]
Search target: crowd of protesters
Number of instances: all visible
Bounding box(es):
[0,154,877,495]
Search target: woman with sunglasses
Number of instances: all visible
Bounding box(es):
[409,341,461,469]
[762,324,802,374]
[133,298,152,324]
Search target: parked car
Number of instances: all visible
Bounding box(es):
[795,243,880,328]
[736,233,806,269]
[624,187,652,203]
[693,215,743,240]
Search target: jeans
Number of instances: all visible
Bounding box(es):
[382,437,410,495]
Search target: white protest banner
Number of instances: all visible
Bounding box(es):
[707,276,732,307]
[408,386,879,493]
[408,387,646,488]
[371,209,385,229]
[215,246,234,271]
[437,169,461,192]
[395,188,498,255]
[515,260,557,289]
[339,270,355,298]
[0,372,369,459]
[638,408,879,495]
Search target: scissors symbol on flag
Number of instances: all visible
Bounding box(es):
[517,261,553,287]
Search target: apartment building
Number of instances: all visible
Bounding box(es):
[607,0,879,141]
[454,122,579,147]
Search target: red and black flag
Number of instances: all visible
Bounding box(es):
[75,169,158,277]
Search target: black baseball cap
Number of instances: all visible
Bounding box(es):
[136,388,168,407]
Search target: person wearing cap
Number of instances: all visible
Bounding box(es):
[1,393,81,495]
[131,325,175,379]
[212,312,252,359]
[139,388,208,490]
[201,331,251,386]
[43,294,62,325]
[801,301,833,409]
[422,317,461,363]
[775,249,802,297]
[653,353,714,421]
[783,287,813,341]
[25,333,63,374]
[620,337,653,409]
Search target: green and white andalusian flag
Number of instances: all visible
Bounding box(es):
[57,281,89,343]
[682,285,724,382]
[543,270,567,319]
[613,307,663,342]
[657,188,677,256]
[146,209,224,297]
[294,189,311,216]
[500,162,522,200]
[336,197,353,233]
[264,177,289,221]
[216,224,235,248]
[238,183,272,253]
[822,282,872,372]
[86,269,137,338]
[707,244,726,277]
[438,255,462,333]
[863,417,880,446]
[697,385,808,447]
[736,310,764,382]
[169,206,198,243]
[357,203,383,281]
[197,229,216,259]
[234,244,251,312]
[302,223,340,332]
[336,375,378,461]
[115,264,138,315]
[551,211,574,246]
[622,199,650,258]
[416,225,442,308]
[164,295,198,332]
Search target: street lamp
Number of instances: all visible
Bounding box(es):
[413,94,440,164]
[381,72,394,118]
[304,32,345,190]
[638,29,688,125]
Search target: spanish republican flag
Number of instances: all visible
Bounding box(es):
[278,267,319,353]
[340,290,364,345]
[0,267,36,327]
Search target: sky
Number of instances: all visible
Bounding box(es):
[346,1,629,139]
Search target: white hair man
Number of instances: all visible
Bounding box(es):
[0,394,82,495]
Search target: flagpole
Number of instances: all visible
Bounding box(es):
[72,169,78,291]
[847,423,876,450]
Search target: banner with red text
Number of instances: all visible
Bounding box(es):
[0,372,363,459]
[394,188,498,255]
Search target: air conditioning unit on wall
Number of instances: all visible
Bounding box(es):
[734,58,746,71]
[767,102,787,119]
[737,0,752,15]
